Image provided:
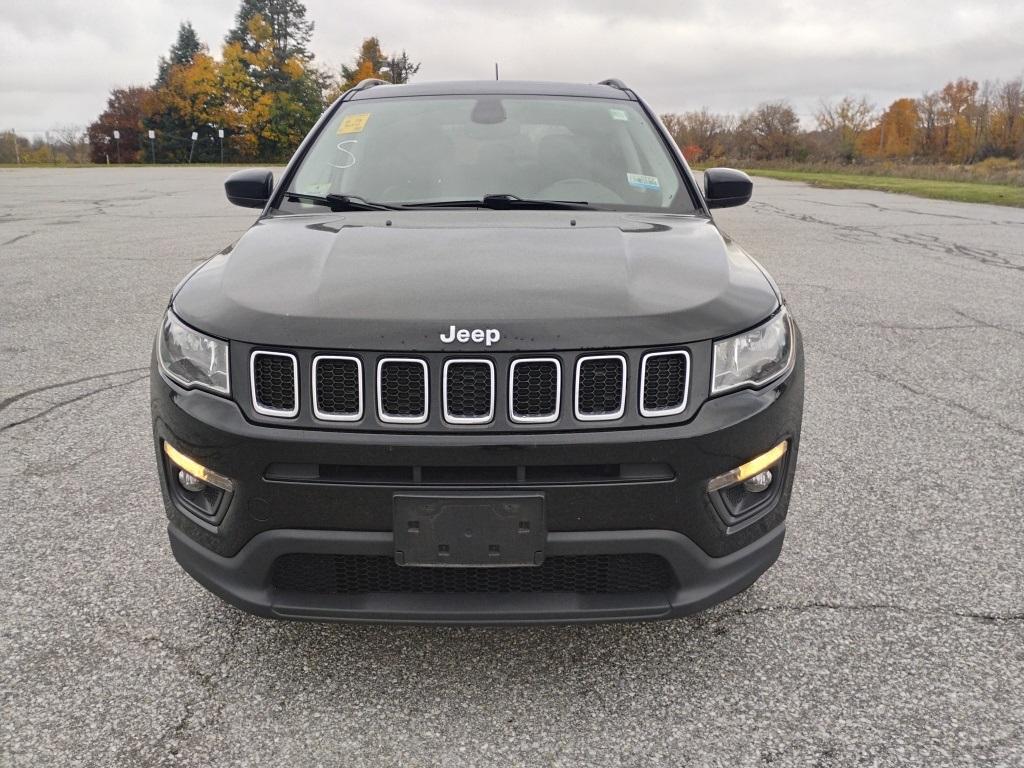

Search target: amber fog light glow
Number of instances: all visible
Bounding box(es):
[707,441,788,493]
[163,442,234,492]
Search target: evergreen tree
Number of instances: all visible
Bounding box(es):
[226,0,314,65]
[384,50,420,85]
[157,22,203,86]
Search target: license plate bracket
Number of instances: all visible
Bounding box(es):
[393,493,546,567]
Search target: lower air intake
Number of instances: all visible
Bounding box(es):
[272,553,675,594]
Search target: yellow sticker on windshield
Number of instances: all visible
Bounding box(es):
[338,113,371,134]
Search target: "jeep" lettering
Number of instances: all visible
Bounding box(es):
[439,325,501,346]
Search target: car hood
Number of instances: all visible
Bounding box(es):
[173,211,779,351]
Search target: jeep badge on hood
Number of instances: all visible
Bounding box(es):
[439,325,501,346]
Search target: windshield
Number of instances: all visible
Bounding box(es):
[280,95,695,213]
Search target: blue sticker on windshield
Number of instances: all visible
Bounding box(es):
[627,173,660,191]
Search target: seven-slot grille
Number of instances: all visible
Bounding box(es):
[640,351,691,417]
[313,356,362,421]
[250,349,692,425]
[575,355,627,420]
[377,358,428,424]
[250,351,299,417]
[443,360,495,424]
[509,358,560,423]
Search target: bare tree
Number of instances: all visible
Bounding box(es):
[815,96,875,161]
[51,125,89,163]
[737,101,802,160]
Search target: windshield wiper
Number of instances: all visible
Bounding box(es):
[283,192,402,211]
[401,194,594,211]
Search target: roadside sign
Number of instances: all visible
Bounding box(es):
[191,132,198,141]
[112,130,120,139]
[148,130,155,139]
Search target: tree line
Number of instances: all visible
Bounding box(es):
[39,0,417,164]
[661,77,1024,166]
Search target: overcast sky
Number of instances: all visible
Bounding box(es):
[3,0,1024,135]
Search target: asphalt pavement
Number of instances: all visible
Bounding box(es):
[1,167,1022,767]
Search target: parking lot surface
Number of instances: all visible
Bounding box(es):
[1,167,1022,767]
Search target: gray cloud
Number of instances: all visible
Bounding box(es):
[2,0,1023,134]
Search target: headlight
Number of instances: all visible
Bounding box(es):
[712,309,793,395]
[158,311,230,395]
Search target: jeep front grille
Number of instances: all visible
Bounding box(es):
[246,347,693,428]
[574,355,626,420]
[640,351,690,417]
[377,358,428,424]
[509,358,560,423]
[313,356,362,421]
[250,351,299,417]
[443,359,494,424]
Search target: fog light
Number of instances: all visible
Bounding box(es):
[743,470,773,493]
[708,440,788,492]
[163,441,234,492]
[177,469,206,493]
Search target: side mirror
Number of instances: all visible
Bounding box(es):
[225,169,274,209]
[704,168,752,209]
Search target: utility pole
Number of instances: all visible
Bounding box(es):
[113,130,121,163]
[11,130,19,164]
[188,131,198,164]
[495,62,499,81]
[148,130,156,163]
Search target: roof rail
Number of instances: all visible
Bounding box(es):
[598,78,629,91]
[354,78,389,91]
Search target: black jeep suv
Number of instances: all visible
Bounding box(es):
[151,78,803,624]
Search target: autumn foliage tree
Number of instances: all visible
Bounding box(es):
[85,0,419,163]
[334,37,421,97]
[87,86,151,163]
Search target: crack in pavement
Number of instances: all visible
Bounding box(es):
[951,308,1024,340]
[711,600,1024,623]
[1,232,34,247]
[0,366,148,414]
[807,197,1024,227]
[140,613,246,762]
[750,201,1024,272]
[0,373,148,433]
[818,349,1024,439]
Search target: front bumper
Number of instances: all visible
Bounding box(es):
[152,340,803,624]
[168,523,785,624]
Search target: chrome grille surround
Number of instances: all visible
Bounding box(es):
[442,358,495,425]
[312,355,363,422]
[639,350,691,418]
[376,358,429,424]
[250,350,299,418]
[508,357,561,424]
[574,354,627,421]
